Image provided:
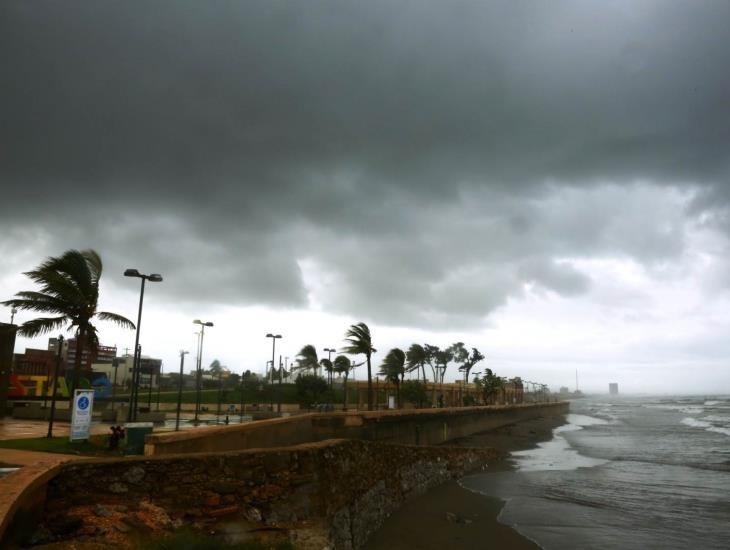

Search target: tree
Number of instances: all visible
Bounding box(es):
[459,347,485,385]
[295,344,319,376]
[378,347,406,408]
[333,354,360,410]
[475,368,504,405]
[319,358,334,387]
[406,344,428,383]
[343,322,376,411]
[401,380,427,408]
[2,249,134,393]
[423,344,440,382]
[208,359,224,376]
[434,348,453,384]
[294,374,329,409]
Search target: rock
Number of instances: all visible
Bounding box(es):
[48,516,83,536]
[123,466,146,485]
[114,523,131,533]
[244,506,262,523]
[108,482,128,494]
[208,505,239,518]
[210,481,237,495]
[26,526,53,546]
[94,504,113,518]
[204,493,221,507]
[123,514,151,532]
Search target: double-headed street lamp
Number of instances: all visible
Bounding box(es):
[10,306,17,325]
[266,333,282,384]
[193,319,214,423]
[124,269,162,422]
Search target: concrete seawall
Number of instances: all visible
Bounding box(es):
[34,439,501,549]
[145,402,568,455]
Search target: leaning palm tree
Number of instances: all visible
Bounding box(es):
[333,354,361,410]
[406,343,428,383]
[379,348,406,408]
[342,322,376,411]
[2,249,135,393]
[319,358,334,387]
[295,344,320,376]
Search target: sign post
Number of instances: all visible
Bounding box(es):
[69,388,95,441]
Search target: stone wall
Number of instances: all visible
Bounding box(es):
[39,439,499,549]
[145,401,569,456]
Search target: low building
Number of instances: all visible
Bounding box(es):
[92,354,162,388]
[609,382,619,395]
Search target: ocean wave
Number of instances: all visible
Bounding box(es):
[681,417,712,429]
[702,414,730,423]
[704,400,721,406]
[707,426,730,437]
[646,404,705,414]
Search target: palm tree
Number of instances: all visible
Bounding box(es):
[342,322,376,411]
[319,358,334,387]
[333,354,360,410]
[406,343,428,383]
[295,344,319,376]
[2,249,135,393]
[379,348,406,408]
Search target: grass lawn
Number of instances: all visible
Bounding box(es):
[0,435,123,456]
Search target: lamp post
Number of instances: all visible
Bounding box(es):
[124,269,162,422]
[175,350,189,431]
[266,333,281,384]
[193,319,214,423]
[266,334,281,414]
[10,306,17,325]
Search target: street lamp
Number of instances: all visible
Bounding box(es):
[266,333,282,384]
[175,350,189,431]
[193,320,214,423]
[10,306,17,325]
[124,269,163,422]
[266,333,281,414]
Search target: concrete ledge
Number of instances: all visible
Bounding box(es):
[145,402,568,456]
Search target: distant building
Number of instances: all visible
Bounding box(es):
[12,348,56,376]
[48,337,117,376]
[559,386,570,394]
[609,382,619,395]
[92,354,162,388]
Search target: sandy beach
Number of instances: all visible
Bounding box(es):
[364,414,566,550]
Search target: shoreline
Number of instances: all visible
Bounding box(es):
[363,413,567,550]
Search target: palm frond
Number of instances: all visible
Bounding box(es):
[3,293,72,315]
[97,311,136,330]
[18,316,68,338]
[342,322,374,355]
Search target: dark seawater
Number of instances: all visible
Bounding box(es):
[461,396,730,549]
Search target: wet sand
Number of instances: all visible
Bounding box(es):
[364,414,566,550]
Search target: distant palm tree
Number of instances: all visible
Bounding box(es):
[379,348,406,408]
[343,322,376,411]
[333,354,360,410]
[319,358,334,387]
[406,343,428,383]
[2,249,135,393]
[295,344,319,376]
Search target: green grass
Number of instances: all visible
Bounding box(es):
[0,435,122,456]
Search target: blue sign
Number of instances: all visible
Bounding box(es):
[78,396,89,410]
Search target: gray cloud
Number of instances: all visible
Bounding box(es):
[2,1,730,328]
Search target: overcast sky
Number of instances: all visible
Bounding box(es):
[2,1,730,394]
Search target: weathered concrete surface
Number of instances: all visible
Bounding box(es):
[0,449,86,544]
[145,402,569,456]
[26,439,500,549]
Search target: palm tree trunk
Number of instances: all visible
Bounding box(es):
[366,353,373,411]
[71,327,86,395]
[343,373,349,411]
[421,363,426,384]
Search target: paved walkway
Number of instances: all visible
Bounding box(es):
[0,418,112,440]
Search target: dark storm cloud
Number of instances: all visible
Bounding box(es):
[2,1,729,326]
